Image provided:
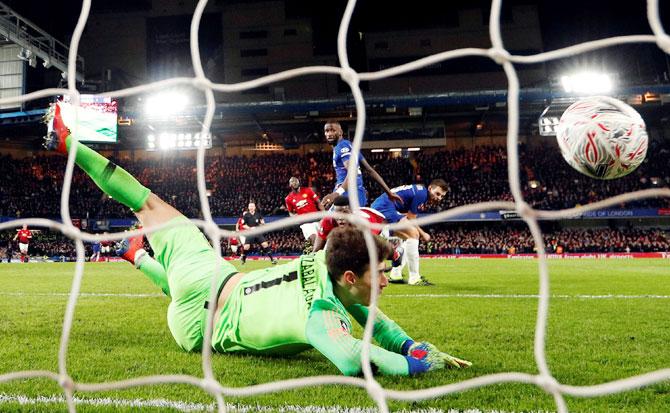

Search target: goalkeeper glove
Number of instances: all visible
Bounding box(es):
[439,351,472,369]
[404,341,445,375]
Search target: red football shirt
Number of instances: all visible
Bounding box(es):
[17,229,32,244]
[236,217,247,231]
[285,187,320,215]
[316,207,385,239]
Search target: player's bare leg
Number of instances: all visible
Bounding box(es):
[134,194,182,229]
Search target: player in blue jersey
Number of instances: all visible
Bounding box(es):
[321,121,402,209]
[371,179,448,286]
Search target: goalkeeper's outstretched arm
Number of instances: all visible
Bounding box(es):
[347,304,412,354]
[306,303,411,376]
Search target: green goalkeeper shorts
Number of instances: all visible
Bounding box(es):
[149,215,238,352]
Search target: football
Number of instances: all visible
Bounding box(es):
[555,96,648,179]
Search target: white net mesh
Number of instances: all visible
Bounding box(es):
[1,0,670,412]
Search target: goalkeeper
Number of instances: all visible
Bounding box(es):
[43,102,471,376]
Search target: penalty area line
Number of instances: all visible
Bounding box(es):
[0,393,540,413]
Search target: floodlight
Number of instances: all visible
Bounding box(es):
[389,148,402,152]
[560,72,613,95]
[407,147,421,151]
[145,92,189,117]
[159,132,176,150]
[370,149,384,153]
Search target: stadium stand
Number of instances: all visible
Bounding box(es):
[1,141,669,220]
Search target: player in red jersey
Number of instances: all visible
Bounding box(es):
[312,196,403,270]
[284,177,325,246]
[13,224,32,262]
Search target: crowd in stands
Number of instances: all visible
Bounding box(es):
[2,226,668,261]
[419,226,670,254]
[1,140,670,221]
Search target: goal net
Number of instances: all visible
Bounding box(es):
[1,0,670,412]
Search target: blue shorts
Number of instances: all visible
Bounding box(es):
[340,187,367,207]
[371,197,405,223]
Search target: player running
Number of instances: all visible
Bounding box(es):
[284,176,324,248]
[371,180,448,286]
[321,120,403,209]
[44,101,470,376]
[13,224,32,263]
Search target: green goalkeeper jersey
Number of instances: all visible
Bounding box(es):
[212,251,413,376]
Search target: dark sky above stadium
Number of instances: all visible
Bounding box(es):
[4,0,669,50]
[3,0,670,85]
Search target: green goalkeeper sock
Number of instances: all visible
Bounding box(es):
[66,135,150,211]
[137,253,171,297]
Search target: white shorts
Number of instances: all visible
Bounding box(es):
[101,245,111,253]
[230,245,239,253]
[239,235,246,245]
[300,222,319,240]
[19,243,28,254]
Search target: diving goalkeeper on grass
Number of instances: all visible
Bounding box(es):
[43,101,471,376]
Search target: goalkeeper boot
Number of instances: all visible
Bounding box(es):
[115,230,146,268]
[43,102,70,155]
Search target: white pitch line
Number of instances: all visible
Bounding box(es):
[0,292,164,298]
[0,393,545,413]
[385,293,670,299]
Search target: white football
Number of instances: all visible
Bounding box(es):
[555,96,648,179]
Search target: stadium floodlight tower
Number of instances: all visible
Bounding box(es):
[538,71,615,136]
[0,2,84,81]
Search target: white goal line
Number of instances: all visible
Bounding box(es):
[0,393,544,413]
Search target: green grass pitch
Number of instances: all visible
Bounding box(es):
[0,258,668,412]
